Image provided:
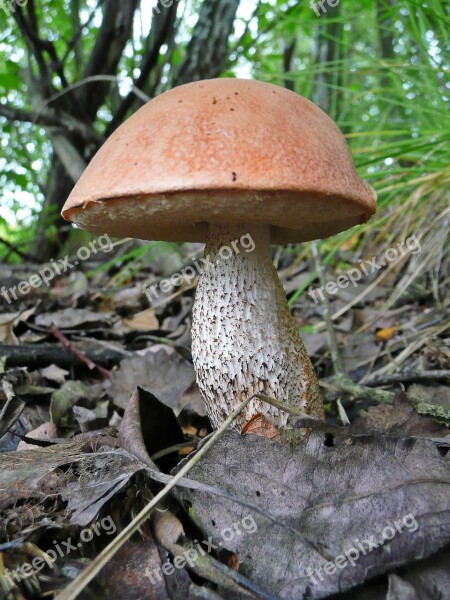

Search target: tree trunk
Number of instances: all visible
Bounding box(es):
[176,0,240,85]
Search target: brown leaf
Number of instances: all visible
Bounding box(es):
[35,308,115,330]
[109,349,195,410]
[0,396,25,440]
[17,422,57,450]
[119,387,185,473]
[121,308,159,331]
[0,312,20,345]
[98,535,191,600]
[174,429,450,599]
[241,413,281,442]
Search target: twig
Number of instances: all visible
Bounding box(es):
[365,369,450,387]
[368,322,449,378]
[310,242,395,404]
[50,326,112,379]
[31,75,151,127]
[0,103,103,143]
[0,236,40,263]
[329,374,395,404]
[337,398,351,425]
[0,343,128,370]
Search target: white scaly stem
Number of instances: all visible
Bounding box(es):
[191,223,323,445]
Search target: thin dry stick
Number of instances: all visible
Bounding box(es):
[328,250,409,325]
[368,322,449,378]
[356,206,450,334]
[32,76,150,126]
[311,241,395,404]
[0,235,40,263]
[355,249,436,335]
[337,398,351,425]
[364,369,450,387]
[50,326,112,380]
[315,204,450,331]
[54,395,255,600]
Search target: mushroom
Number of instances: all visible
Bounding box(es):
[62,78,376,445]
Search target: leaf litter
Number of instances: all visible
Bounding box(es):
[0,209,449,599]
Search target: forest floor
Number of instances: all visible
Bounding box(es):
[0,196,449,599]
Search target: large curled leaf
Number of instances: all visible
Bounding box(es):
[174,430,450,599]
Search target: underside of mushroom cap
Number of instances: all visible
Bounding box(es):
[62,78,376,244]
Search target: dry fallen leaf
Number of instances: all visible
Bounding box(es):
[0,396,25,440]
[241,413,281,442]
[174,429,450,599]
[119,387,184,473]
[0,429,147,529]
[121,307,159,331]
[109,349,195,410]
[35,307,115,330]
[38,364,69,385]
[97,536,191,600]
[351,392,449,443]
[17,422,57,450]
[0,308,35,345]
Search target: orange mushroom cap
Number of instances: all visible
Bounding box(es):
[62,78,376,244]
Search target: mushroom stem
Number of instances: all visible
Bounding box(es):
[191,223,323,445]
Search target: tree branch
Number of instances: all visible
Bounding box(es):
[0,236,40,263]
[0,103,103,144]
[12,6,52,95]
[283,39,296,91]
[106,2,178,135]
[46,132,86,183]
[61,1,106,69]
[25,0,68,87]
[81,0,140,119]
[365,370,450,387]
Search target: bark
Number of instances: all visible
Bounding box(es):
[176,0,240,85]
[79,0,140,120]
[283,38,296,92]
[105,1,178,136]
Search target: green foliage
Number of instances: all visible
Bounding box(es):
[237,0,449,300]
[0,0,448,268]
